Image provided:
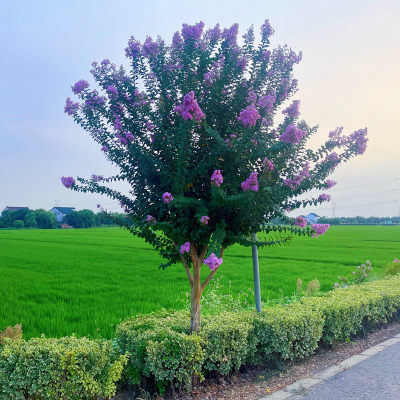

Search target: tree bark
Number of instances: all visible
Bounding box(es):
[190,250,202,332]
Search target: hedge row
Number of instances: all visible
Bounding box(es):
[116,275,400,390]
[0,336,127,400]
[1,275,400,398]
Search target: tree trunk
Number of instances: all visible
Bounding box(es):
[190,256,202,332]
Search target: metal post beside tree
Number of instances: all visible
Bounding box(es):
[252,233,262,313]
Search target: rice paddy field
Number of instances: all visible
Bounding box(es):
[0,225,399,339]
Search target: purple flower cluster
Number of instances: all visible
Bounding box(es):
[279,124,306,144]
[182,22,204,42]
[246,90,257,104]
[162,192,174,203]
[200,216,210,225]
[318,193,331,202]
[106,85,118,100]
[61,176,75,188]
[101,145,109,152]
[72,80,89,94]
[311,223,330,238]
[257,94,275,112]
[394,258,400,263]
[347,128,368,155]
[261,19,274,40]
[204,58,223,85]
[180,242,191,254]
[175,91,205,122]
[146,215,156,224]
[211,169,223,187]
[284,163,310,189]
[324,180,337,189]
[263,157,274,171]
[295,216,307,228]
[283,100,300,119]
[241,171,259,192]
[238,104,261,127]
[142,37,159,57]
[64,97,79,115]
[91,174,103,182]
[203,253,223,271]
[222,23,239,45]
[125,36,141,58]
[85,92,106,109]
[238,56,248,71]
[204,24,221,42]
[324,152,340,169]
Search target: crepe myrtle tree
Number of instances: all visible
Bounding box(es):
[62,20,368,332]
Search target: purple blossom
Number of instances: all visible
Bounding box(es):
[172,31,183,50]
[175,91,205,122]
[246,91,257,104]
[257,94,275,112]
[283,100,300,119]
[203,253,223,271]
[72,80,89,94]
[106,85,118,100]
[295,216,307,228]
[162,192,174,203]
[261,50,271,63]
[347,128,368,155]
[238,56,248,71]
[251,139,258,146]
[200,216,210,225]
[97,204,101,208]
[318,193,331,202]
[394,258,400,263]
[85,92,106,109]
[263,157,274,171]
[125,36,141,58]
[261,19,274,40]
[222,23,239,45]
[181,21,204,42]
[284,163,310,189]
[238,104,261,127]
[211,169,223,187]
[125,131,134,141]
[324,152,340,168]
[91,174,103,182]
[324,180,337,189]
[146,215,157,224]
[279,124,306,144]
[61,176,75,188]
[64,97,79,115]
[241,171,259,192]
[101,59,110,66]
[142,37,159,57]
[311,223,330,238]
[101,145,108,152]
[180,242,191,254]
[205,24,221,42]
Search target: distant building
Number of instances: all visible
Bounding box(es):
[306,213,320,224]
[50,207,75,223]
[1,206,29,216]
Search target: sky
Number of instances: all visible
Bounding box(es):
[0,0,399,217]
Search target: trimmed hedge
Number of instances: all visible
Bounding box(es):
[2,275,400,397]
[0,336,128,400]
[303,276,400,346]
[116,275,400,392]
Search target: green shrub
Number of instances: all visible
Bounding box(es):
[253,303,323,365]
[303,275,400,346]
[0,336,127,400]
[200,312,255,376]
[115,310,202,391]
[385,260,400,276]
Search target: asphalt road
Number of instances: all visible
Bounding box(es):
[302,341,400,399]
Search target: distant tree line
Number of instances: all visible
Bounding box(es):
[0,208,125,229]
[318,216,400,225]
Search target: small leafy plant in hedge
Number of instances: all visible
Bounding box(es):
[334,259,373,288]
[62,19,368,332]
